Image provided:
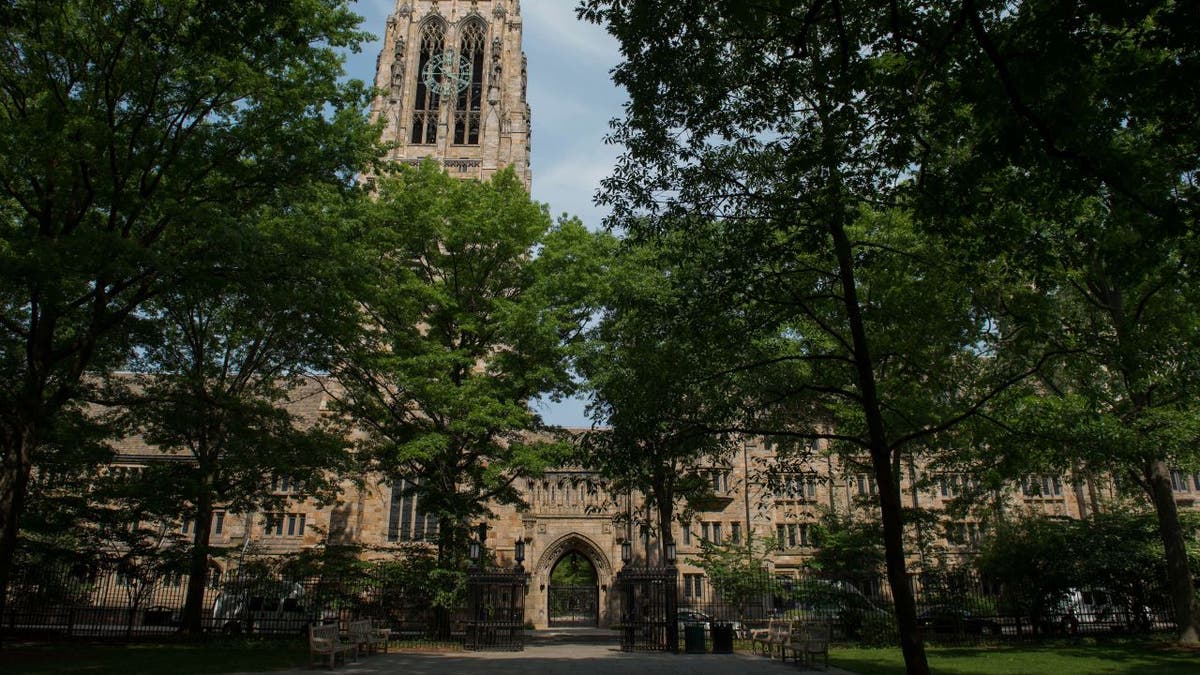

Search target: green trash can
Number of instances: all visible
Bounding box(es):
[710,622,734,653]
[684,623,707,654]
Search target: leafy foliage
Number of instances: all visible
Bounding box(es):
[693,531,776,618]
[549,552,597,586]
[976,511,1200,622]
[805,514,886,585]
[913,0,1200,640]
[0,0,377,621]
[331,163,608,558]
[576,229,739,558]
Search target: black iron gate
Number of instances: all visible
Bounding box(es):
[613,566,678,652]
[548,585,599,627]
[465,568,529,651]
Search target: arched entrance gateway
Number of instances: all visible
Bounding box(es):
[547,552,598,627]
[532,533,612,629]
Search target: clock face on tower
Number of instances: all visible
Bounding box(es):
[423,49,473,95]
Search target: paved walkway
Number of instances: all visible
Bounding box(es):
[235,643,858,675]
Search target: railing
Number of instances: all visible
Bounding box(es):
[613,566,678,652]
[464,568,528,651]
[1,563,466,643]
[675,572,1177,646]
[3,562,1177,647]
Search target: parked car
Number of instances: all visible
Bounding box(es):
[784,579,890,640]
[676,609,744,634]
[142,604,180,627]
[918,606,1000,636]
[211,582,313,636]
[1054,588,1153,633]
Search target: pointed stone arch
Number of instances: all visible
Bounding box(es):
[410,16,447,145]
[537,532,609,628]
[534,532,612,578]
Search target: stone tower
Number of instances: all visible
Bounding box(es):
[372,1,531,190]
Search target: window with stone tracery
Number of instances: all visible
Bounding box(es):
[453,19,486,145]
[411,19,445,145]
[389,478,439,542]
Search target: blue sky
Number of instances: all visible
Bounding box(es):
[343,2,624,427]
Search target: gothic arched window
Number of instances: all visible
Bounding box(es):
[411,19,446,145]
[453,19,487,145]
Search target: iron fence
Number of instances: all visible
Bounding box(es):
[613,566,678,652]
[464,567,528,651]
[1,561,466,643]
[3,561,1179,647]
[676,571,1178,646]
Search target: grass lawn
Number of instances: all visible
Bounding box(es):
[0,638,465,675]
[0,639,308,675]
[831,638,1200,674]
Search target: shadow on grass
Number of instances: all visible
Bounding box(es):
[831,638,1199,675]
[0,639,307,675]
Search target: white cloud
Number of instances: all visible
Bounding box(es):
[522,0,620,64]
[533,151,619,228]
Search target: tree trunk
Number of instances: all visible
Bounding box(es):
[655,485,674,564]
[828,204,929,674]
[1103,284,1199,643]
[872,450,926,673]
[181,487,215,636]
[1143,459,1200,643]
[0,425,35,647]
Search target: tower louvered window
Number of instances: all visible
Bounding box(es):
[411,20,445,145]
[453,19,486,145]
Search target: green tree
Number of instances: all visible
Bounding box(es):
[976,516,1075,628]
[805,514,886,589]
[693,531,776,620]
[331,163,607,564]
[576,231,739,563]
[550,552,598,586]
[976,511,1200,632]
[578,4,1044,672]
[915,0,1200,641]
[121,190,362,634]
[0,0,377,626]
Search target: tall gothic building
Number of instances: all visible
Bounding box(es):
[371,0,531,189]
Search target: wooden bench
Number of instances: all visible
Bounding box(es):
[751,619,792,659]
[309,623,358,669]
[785,621,831,671]
[348,618,391,655]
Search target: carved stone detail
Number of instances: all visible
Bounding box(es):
[390,38,406,97]
[488,36,503,105]
[534,532,612,576]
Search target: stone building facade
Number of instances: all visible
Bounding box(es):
[107,379,1199,628]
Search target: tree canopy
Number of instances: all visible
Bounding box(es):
[331,163,610,561]
[0,0,378,628]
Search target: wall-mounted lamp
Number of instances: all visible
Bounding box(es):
[665,541,677,565]
[620,539,632,564]
[470,522,487,564]
[515,538,525,564]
